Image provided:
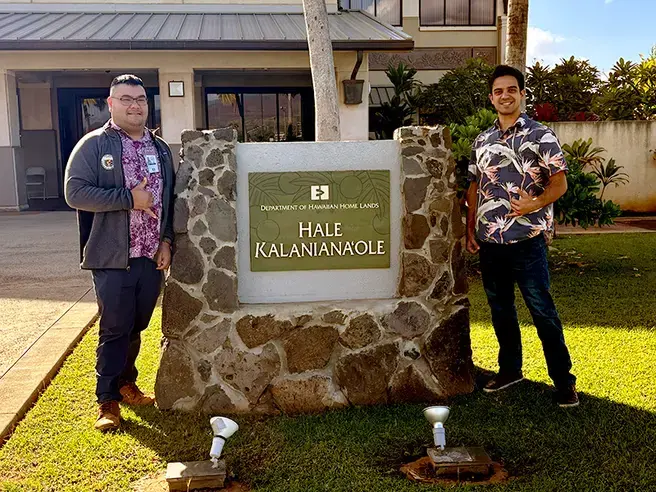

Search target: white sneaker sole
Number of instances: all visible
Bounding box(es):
[558,401,580,408]
[483,377,524,393]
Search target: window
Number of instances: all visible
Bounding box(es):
[207,91,304,142]
[420,0,496,26]
[342,0,402,27]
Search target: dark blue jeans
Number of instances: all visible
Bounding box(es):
[92,257,162,403]
[479,235,576,389]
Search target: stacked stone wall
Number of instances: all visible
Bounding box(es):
[154,126,473,414]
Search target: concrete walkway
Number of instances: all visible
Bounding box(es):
[558,216,656,235]
[0,212,98,443]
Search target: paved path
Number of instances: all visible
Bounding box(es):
[0,211,98,443]
[0,212,92,376]
[558,216,656,235]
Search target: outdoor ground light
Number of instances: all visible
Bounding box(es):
[423,406,450,450]
[209,416,239,467]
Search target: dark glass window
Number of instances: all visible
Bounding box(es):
[207,91,303,142]
[420,0,496,26]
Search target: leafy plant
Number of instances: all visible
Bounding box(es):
[526,58,601,121]
[594,55,656,120]
[554,138,626,227]
[449,108,497,193]
[372,62,420,139]
[416,58,494,125]
[591,158,630,199]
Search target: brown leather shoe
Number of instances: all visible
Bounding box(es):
[119,382,155,406]
[94,401,120,431]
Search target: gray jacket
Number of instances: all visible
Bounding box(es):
[64,121,175,270]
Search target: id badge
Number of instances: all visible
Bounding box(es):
[145,154,160,174]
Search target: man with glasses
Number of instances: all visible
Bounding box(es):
[65,74,175,431]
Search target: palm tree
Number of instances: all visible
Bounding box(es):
[506,0,529,73]
[302,0,341,141]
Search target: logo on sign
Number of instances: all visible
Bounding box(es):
[310,185,330,201]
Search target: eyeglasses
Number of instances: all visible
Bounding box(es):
[112,96,148,106]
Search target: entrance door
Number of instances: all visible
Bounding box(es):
[57,88,160,186]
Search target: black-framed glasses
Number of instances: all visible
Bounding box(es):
[112,95,148,106]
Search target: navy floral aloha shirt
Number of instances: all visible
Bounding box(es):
[468,114,568,244]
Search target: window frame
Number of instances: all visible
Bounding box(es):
[204,87,310,143]
[419,0,497,27]
[342,0,403,27]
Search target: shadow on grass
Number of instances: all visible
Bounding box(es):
[123,369,656,491]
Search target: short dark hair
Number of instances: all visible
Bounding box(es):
[110,74,144,90]
[489,65,525,92]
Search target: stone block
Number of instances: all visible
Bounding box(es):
[170,235,204,285]
[173,198,189,234]
[404,177,432,213]
[429,239,450,264]
[334,343,399,405]
[424,307,474,395]
[206,198,237,242]
[399,253,437,297]
[162,282,203,338]
[189,318,231,355]
[181,130,204,144]
[284,325,339,373]
[217,170,237,201]
[200,237,217,255]
[403,214,430,250]
[430,270,452,301]
[213,246,237,272]
[236,315,293,349]
[340,314,380,349]
[198,168,215,187]
[214,343,281,404]
[200,384,237,413]
[271,375,347,414]
[382,301,431,339]
[155,339,198,409]
[389,361,444,403]
[203,270,238,313]
[322,310,346,325]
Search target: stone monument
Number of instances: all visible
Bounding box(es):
[154,126,473,414]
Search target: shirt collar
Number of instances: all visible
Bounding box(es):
[494,113,529,133]
[110,120,150,142]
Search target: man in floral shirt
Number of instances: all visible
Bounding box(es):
[466,65,578,407]
[65,75,175,430]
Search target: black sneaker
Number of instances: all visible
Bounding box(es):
[483,372,524,393]
[555,385,579,408]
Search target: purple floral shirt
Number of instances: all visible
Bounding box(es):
[468,114,568,244]
[111,121,163,259]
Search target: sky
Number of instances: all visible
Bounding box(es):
[527,0,655,73]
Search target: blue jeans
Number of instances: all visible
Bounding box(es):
[479,235,576,389]
[92,257,162,403]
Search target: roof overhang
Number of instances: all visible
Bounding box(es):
[0,8,414,52]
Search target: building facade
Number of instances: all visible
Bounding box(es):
[0,0,504,211]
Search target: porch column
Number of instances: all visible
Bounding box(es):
[0,70,26,211]
[335,52,370,142]
[158,69,196,167]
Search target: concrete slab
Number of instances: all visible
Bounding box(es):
[166,460,227,491]
[0,211,92,377]
[0,295,97,443]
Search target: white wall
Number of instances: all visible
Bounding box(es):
[236,140,401,303]
[551,121,656,213]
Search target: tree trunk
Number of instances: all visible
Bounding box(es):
[302,0,341,141]
[506,0,529,73]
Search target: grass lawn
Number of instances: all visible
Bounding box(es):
[1,234,655,491]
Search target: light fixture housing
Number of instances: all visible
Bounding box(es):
[168,80,184,97]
